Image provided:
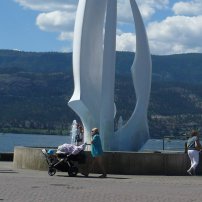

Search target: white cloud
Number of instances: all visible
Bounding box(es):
[58,32,73,41]
[147,15,202,54]
[116,15,202,55]
[36,11,75,32]
[117,0,133,24]
[137,0,169,19]
[173,0,202,16]
[116,33,136,52]
[117,0,169,23]
[14,0,202,55]
[138,4,155,20]
[116,0,170,53]
[16,0,170,46]
[15,0,78,12]
[15,0,77,46]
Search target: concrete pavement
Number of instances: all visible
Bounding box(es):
[0,161,202,202]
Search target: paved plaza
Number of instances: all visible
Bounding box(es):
[0,161,202,202]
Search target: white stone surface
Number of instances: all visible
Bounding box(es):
[100,0,117,150]
[68,0,107,144]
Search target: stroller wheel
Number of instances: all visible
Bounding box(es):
[48,167,56,176]
[68,166,78,177]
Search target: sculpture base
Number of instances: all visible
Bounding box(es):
[13,146,194,175]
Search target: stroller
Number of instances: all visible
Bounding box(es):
[42,148,86,177]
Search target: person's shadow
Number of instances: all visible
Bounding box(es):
[0,169,18,173]
[57,174,130,179]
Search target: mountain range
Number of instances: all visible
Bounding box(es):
[0,50,202,138]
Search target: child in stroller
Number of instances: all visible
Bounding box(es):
[42,143,86,177]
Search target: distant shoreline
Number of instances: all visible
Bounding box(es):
[0,128,70,136]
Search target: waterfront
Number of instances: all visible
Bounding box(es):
[0,133,187,153]
[0,133,71,152]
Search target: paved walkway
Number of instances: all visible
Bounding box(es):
[0,162,202,202]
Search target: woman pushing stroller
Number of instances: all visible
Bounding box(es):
[84,128,107,178]
[43,128,107,178]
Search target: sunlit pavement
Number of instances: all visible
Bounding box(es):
[0,161,202,202]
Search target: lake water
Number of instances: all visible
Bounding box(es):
[0,133,186,153]
[0,133,71,153]
[140,138,186,152]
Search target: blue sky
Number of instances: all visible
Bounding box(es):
[1,0,202,55]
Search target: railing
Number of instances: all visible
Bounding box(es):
[140,136,190,152]
[162,135,188,151]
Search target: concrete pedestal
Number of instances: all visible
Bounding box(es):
[13,146,200,176]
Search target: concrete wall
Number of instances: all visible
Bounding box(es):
[104,151,193,175]
[13,146,202,176]
[13,147,48,170]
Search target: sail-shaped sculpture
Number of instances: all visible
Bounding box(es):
[100,0,117,150]
[68,0,107,144]
[68,0,152,151]
[113,0,152,151]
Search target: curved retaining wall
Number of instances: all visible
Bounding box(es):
[13,147,48,170]
[13,146,202,175]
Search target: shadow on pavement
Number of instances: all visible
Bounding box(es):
[56,174,130,179]
[0,169,18,174]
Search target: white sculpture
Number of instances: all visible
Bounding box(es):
[68,0,152,151]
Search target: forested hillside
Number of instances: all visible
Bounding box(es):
[0,50,202,137]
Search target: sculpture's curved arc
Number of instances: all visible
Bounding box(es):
[100,0,117,150]
[115,0,152,151]
[68,0,107,143]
